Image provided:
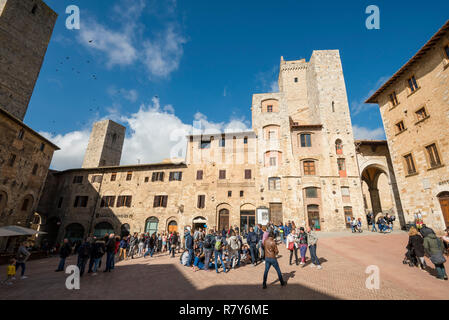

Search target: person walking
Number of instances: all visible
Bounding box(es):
[262,231,286,289]
[15,241,30,279]
[88,237,105,275]
[77,238,91,277]
[128,233,138,259]
[55,238,71,272]
[423,230,448,280]
[104,234,116,272]
[298,227,308,265]
[247,226,259,266]
[286,228,299,265]
[370,213,377,232]
[307,226,322,269]
[407,227,426,270]
[144,233,156,258]
[118,236,128,261]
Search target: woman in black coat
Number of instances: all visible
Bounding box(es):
[407,227,426,269]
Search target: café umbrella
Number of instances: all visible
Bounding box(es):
[0,225,47,237]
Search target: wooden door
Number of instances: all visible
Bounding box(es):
[218,209,229,231]
[439,194,449,228]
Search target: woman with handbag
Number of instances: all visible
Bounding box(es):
[423,231,448,280]
[286,228,298,265]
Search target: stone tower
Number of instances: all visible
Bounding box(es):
[0,0,57,120]
[82,120,126,168]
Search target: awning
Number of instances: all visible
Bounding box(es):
[192,218,207,223]
[0,226,47,237]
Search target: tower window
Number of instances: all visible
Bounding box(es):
[444,45,449,59]
[332,101,335,113]
[267,105,273,113]
[294,77,298,83]
[31,5,38,14]
[18,129,25,140]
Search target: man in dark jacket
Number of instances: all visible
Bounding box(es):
[262,231,286,289]
[77,238,91,276]
[247,227,259,266]
[55,238,71,272]
[104,234,116,272]
[185,230,194,266]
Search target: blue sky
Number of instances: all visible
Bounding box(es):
[25,0,449,170]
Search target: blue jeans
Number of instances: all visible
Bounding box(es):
[309,244,320,266]
[186,248,194,266]
[371,223,377,232]
[57,258,66,271]
[16,262,26,277]
[92,258,101,272]
[144,247,155,257]
[204,250,213,270]
[263,258,283,286]
[249,244,258,264]
[105,252,114,271]
[435,264,448,279]
[214,251,226,273]
[299,244,307,262]
[77,256,88,276]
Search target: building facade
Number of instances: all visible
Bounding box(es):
[39,51,374,244]
[0,0,59,251]
[366,20,449,230]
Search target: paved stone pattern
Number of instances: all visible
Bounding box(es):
[1,233,448,300]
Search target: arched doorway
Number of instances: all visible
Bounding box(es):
[94,222,114,238]
[145,217,159,236]
[121,224,130,237]
[192,216,207,231]
[218,209,229,232]
[167,220,178,233]
[438,192,449,228]
[44,217,61,246]
[65,223,85,242]
[361,165,393,219]
[307,205,321,231]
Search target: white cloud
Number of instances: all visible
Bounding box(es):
[79,19,137,67]
[108,87,139,102]
[270,80,279,92]
[142,25,187,78]
[353,125,385,140]
[77,0,186,78]
[40,130,91,171]
[43,97,250,170]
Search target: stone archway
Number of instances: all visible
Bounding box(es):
[361,164,391,218]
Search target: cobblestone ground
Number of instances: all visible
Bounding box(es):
[1,232,448,300]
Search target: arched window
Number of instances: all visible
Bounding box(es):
[94,222,114,238]
[335,139,343,155]
[145,217,159,236]
[218,209,229,231]
[65,223,85,242]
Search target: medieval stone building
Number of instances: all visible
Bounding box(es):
[366,20,449,231]
[37,51,388,243]
[0,0,59,250]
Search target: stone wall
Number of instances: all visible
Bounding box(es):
[0,0,57,120]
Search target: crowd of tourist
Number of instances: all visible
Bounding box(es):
[2,218,449,287]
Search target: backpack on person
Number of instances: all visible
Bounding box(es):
[204,235,213,249]
[230,237,240,250]
[215,238,222,251]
